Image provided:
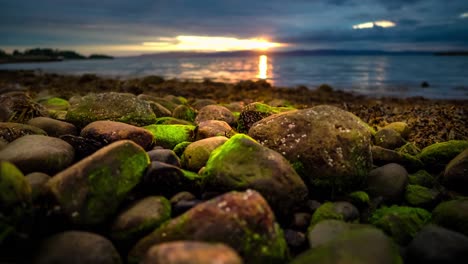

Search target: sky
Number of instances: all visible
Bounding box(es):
[0,0,467,56]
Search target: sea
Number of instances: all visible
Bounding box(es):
[1,54,467,99]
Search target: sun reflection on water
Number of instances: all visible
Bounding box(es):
[258,55,268,80]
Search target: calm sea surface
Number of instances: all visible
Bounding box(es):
[1,55,467,99]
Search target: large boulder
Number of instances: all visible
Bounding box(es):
[0,135,75,174]
[201,134,308,217]
[81,120,154,150]
[443,149,468,195]
[33,231,122,264]
[249,105,373,195]
[129,190,288,264]
[291,226,402,264]
[142,241,243,264]
[46,140,149,225]
[65,92,157,127]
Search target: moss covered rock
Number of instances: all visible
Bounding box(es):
[144,124,196,149]
[129,190,288,264]
[154,117,193,125]
[309,202,359,230]
[40,97,70,111]
[237,102,294,133]
[182,136,228,172]
[81,120,154,150]
[432,198,468,237]
[46,140,149,225]
[292,226,402,264]
[369,205,431,245]
[374,128,406,150]
[111,196,171,243]
[65,92,157,127]
[201,134,308,217]
[0,135,75,174]
[172,105,197,122]
[249,105,373,197]
[408,170,436,188]
[0,122,47,142]
[443,149,468,195]
[372,146,423,172]
[417,140,468,172]
[383,122,410,139]
[404,184,439,209]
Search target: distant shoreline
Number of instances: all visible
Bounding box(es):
[0,48,113,64]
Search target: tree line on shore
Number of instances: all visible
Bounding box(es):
[0,48,113,63]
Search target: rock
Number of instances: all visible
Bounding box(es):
[367,163,408,202]
[0,122,47,142]
[137,95,178,112]
[148,102,172,117]
[432,198,468,236]
[172,105,197,122]
[147,148,181,167]
[46,140,149,225]
[309,202,359,229]
[141,161,202,197]
[443,149,468,195]
[383,122,410,139]
[405,225,468,264]
[292,226,402,264]
[173,141,192,157]
[27,116,77,138]
[369,205,431,245]
[395,142,420,155]
[142,241,243,264]
[417,140,468,172]
[39,97,70,111]
[33,231,121,264]
[111,196,171,242]
[81,120,154,150]
[196,120,235,140]
[347,191,370,208]
[307,220,353,249]
[237,102,293,133]
[65,92,157,127]
[371,146,423,172]
[374,128,405,149]
[195,105,235,126]
[129,190,288,264]
[0,92,48,123]
[59,134,103,159]
[192,99,218,110]
[404,184,439,209]
[408,170,436,188]
[201,134,308,217]
[0,135,75,174]
[182,136,228,172]
[154,116,193,125]
[284,229,306,249]
[249,105,373,196]
[144,124,196,149]
[170,191,197,205]
[291,212,312,231]
[25,172,50,201]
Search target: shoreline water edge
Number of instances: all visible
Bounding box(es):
[1,69,468,263]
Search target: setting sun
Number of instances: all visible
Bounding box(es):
[142,35,284,52]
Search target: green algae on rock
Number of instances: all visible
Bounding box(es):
[237,102,295,133]
[39,97,70,111]
[249,105,373,197]
[369,205,431,245]
[432,198,468,237]
[65,92,157,127]
[201,134,308,217]
[46,140,149,226]
[309,202,360,231]
[417,140,468,172]
[293,226,402,264]
[181,136,228,172]
[443,149,468,195]
[408,170,436,188]
[144,124,196,149]
[404,184,439,209]
[128,190,288,264]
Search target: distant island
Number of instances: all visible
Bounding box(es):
[0,48,113,64]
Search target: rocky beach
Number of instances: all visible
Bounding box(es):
[1,69,468,264]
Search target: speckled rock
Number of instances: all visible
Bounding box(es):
[195,105,235,126]
[367,163,408,203]
[81,120,154,150]
[46,140,149,225]
[182,136,228,172]
[27,117,77,137]
[249,105,373,196]
[33,231,122,264]
[142,241,243,264]
[443,149,468,195]
[65,92,157,127]
[0,122,47,142]
[111,196,171,243]
[237,102,293,133]
[0,135,74,174]
[201,134,308,217]
[292,226,402,264]
[129,190,288,264]
[196,120,235,140]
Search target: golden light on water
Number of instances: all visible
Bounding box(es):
[258,55,268,79]
[142,35,284,52]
